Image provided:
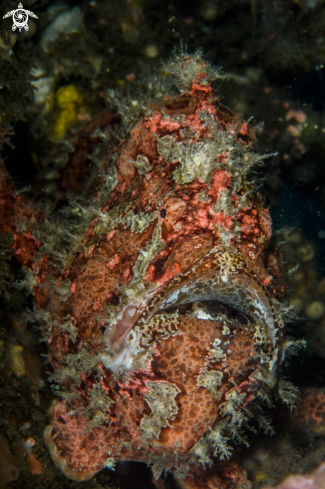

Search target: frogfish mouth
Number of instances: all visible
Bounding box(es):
[103,247,282,391]
[1,51,289,488]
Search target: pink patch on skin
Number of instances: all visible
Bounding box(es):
[20,232,35,241]
[144,111,162,133]
[161,197,187,239]
[213,212,235,231]
[116,389,132,400]
[217,152,229,163]
[208,169,232,204]
[164,197,187,220]
[262,275,273,286]
[183,99,217,137]
[93,297,101,311]
[85,244,95,257]
[201,100,217,117]
[145,264,156,283]
[156,262,182,285]
[184,112,206,135]
[106,254,120,269]
[106,229,115,241]
[117,369,158,402]
[144,111,181,134]
[239,122,249,136]
[122,267,131,283]
[159,119,182,132]
[239,210,260,238]
[84,225,96,243]
[193,207,210,229]
[190,79,213,97]
[70,281,77,294]
[145,261,182,285]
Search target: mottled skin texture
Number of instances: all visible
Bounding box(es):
[0,54,286,488]
[45,316,259,474]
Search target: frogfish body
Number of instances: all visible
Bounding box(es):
[0,51,288,488]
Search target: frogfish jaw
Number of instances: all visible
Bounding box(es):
[102,247,282,389]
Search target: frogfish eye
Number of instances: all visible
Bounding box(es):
[160,208,167,218]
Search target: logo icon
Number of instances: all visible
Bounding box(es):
[3,3,38,32]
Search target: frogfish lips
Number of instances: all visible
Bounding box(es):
[103,247,283,391]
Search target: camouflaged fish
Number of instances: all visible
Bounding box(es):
[0,50,295,489]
